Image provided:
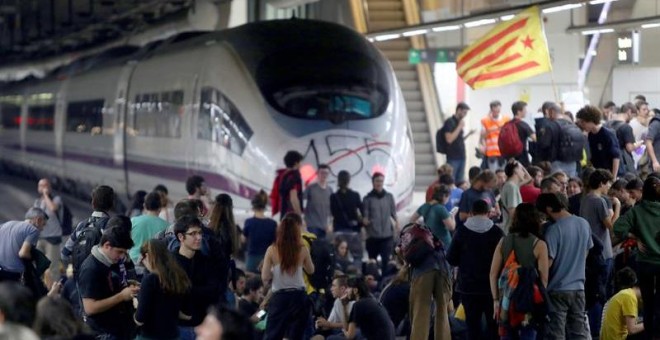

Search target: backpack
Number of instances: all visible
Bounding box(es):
[302,234,335,292]
[59,202,74,236]
[269,169,287,216]
[71,217,108,275]
[398,222,444,267]
[498,120,523,158]
[497,236,548,330]
[556,119,586,162]
[605,120,636,174]
[436,128,447,154]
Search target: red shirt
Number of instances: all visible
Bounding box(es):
[520,184,541,204]
[425,180,439,202]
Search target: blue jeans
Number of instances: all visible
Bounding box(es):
[246,254,264,273]
[447,158,466,183]
[178,326,195,340]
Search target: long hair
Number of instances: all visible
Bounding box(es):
[141,239,191,295]
[33,296,90,338]
[509,203,542,237]
[642,174,660,202]
[275,213,303,275]
[209,193,240,257]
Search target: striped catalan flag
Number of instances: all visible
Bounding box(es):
[456,5,552,90]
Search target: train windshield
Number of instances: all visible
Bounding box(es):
[273,90,375,123]
[256,48,390,123]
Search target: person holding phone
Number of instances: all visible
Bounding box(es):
[440,102,476,183]
[134,239,191,340]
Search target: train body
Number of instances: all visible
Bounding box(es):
[0,19,415,213]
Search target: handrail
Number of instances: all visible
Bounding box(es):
[401,0,444,168]
[349,0,369,34]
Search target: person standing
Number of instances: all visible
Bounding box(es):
[630,101,652,142]
[129,191,169,263]
[279,151,305,218]
[536,193,592,339]
[134,239,191,340]
[576,105,621,176]
[548,103,585,178]
[606,102,638,175]
[504,101,536,167]
[34,178,63,283]
[440,102,476,183]
[500,161,533,232]
[261,213,314,340]
[643,106,660,173]
[480,100,509,171]
[330,171,364,270]
[447,200,503,340]
[186,175,211,217]
[304,164,333,239]
[0,208,48,282]
[410,185,455,249]
[243,191,277,273]
[362,172,398,276]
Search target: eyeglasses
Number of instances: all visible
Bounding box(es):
[185,231,203,237]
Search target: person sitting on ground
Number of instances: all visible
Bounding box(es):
[600,267,644,340]
[238,276,264,323]
[314,275,355,338]
[0,282,39,340]
[334,238,355,274]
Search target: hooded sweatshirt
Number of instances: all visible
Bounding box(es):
[447,217,504,294]
[614,200,660,265]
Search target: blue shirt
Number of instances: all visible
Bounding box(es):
[544,215,593,292]
[243,217,277,256]
[0,221,40,273]
[588,127,621,172]
[445,187,463,212]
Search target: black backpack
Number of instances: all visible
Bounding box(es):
[302,234,335,292]
[556,119,586,162]
[59,202,74,236]
[72,217,108,275]
[436,128,447,154]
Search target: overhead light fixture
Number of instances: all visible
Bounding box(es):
[589,0,617,4]
[402,29,428,37]
[642,23,660,29]
[542,3,583,14]
[374,33,401,41]
[581,28,614,35]
[431,25,461,32]
[464,18,496,28]
[367,37,375,42]
[500,15,515,21]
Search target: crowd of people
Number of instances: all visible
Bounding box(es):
[0,97,659,340]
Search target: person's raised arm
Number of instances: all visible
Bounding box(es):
[445,119,465,144]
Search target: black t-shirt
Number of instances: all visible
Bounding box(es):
[175,251,221,327]
[135,273,183,339]
[605,120,635,150]
[331,189,363,233]
[349,297,395,340]
[238,298,259,318]
[379,283,409,329]
[514,119,535,166]
[588,127,621,171]
[279,169,303,219]
[78,255,131,337]
[442,116,465,160]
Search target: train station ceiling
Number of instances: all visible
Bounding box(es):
[0,0,201,65]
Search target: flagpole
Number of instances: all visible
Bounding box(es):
[549,67,560,104]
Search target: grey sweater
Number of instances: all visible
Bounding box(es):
[363,190,397,238]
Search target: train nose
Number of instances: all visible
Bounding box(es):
[283,131,402,196]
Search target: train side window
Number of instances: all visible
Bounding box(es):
[27,105,55,131]
[132,91,182,138]
[197,87,253,155]
[0,102,21,129]
[66,99,105,135]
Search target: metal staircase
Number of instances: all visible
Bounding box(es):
[365,0,442,191]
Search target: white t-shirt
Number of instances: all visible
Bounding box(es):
[328,298,355,325]
[629,118,648,142]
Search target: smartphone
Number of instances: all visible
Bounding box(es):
[127,279,141,287]
[450,207,459,215]
[59,276,66,285]
[256,310,266,319]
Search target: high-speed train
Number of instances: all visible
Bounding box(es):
[0,19,415,213]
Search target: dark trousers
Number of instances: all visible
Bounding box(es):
[637,261,660,339]
[0,270,21,282]
[366,236,394,276]
[461,294,498,340]
[265,289,309,340]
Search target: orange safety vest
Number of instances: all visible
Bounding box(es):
[481,115,510,157]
